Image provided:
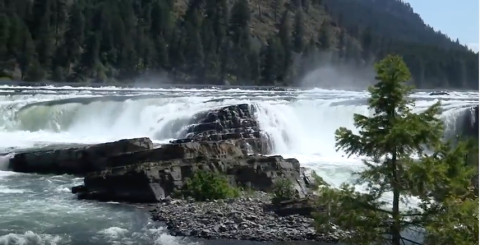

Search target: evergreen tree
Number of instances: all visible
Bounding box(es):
[185,24,205,80]
[277,10,292,80]
[0,13,9,59]
[313,55,478,245]
[277,10,290,48]
[62,1,84,71]
[301,0,310,12]
[360,26,373,63]
[249,49,260,82]
[260,37,282,84]
[50,0,67,47]
[155,35,168,69]
[6,15,23,61]
[18,26,37,80]
[211,0,228,52]
[318,21,331,51]
[74,31,101,80]
[229,0,250,45]
[337,29,347,61]
[150,0,173,40]
[273,0,284,22]
[292,10,305,53]
[291,0,302,9]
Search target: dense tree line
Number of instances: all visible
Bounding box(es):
[0,0,478,89]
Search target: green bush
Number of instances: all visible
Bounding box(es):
[180,170,240,201]
[311,170,328,190]
[272,177,297,203]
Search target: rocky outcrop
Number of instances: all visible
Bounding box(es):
[429,91,449,96]
[7,104,273,175]
[171,104,271,155]
[9,138,154,175]
[99,140,246,169]
[5,103,329,242]
[148,192,336,242]
[72,148,311,203]
[63,131,329,241]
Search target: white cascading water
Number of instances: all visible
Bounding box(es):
[0,85,477,245]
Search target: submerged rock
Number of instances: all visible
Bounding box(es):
[8,137,154,175]
[429,91,449,96]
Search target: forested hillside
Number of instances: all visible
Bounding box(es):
[323,0,479,89]
[0,0,478,89]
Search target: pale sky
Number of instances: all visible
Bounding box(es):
[404,0,479,52]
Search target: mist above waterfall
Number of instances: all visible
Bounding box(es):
[300,63,376,90]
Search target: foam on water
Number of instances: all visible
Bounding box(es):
[0,85,477,245]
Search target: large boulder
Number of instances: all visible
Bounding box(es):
[266,196,320,217]
[72,153,310,203]
[171,104,272,154]
[9,138,154,175]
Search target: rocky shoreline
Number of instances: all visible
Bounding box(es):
[148,192,337,243]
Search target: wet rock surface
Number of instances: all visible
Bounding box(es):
[149,192,337,242]
[101,140,246,169]
[461,105,479,137]
[8,137,154,175]
[73,150,313,203]
[171,104,271,154]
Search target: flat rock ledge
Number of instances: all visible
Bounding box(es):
[148,192,339,243]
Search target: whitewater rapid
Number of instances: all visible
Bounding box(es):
[0,85,477,245]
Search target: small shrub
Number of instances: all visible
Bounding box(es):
[272,177,297,203]
[180,170,240,201]
[311,170,328,190]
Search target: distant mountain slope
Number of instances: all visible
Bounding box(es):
[0,0,478,89]
[323,0,479,89]
[324,0,469,50]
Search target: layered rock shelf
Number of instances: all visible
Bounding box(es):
[6,103,329,242]
[171,104,272,155]
[8,137,154,175]
[72,150,315,203]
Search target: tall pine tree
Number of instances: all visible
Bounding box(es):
[313,55,478,245]
[292,10,305,53]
